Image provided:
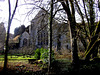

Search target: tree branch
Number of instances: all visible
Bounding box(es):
[10,0,18,22]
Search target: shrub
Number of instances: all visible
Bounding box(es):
[34,48,40,60]
[34,48,55,63]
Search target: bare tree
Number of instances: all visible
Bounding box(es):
[3,0,18,71]
[48,0,54,72]
[57,0,79,67]
[73,0,100,61]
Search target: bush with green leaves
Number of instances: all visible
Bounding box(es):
[34,48,55,63]
[34,48,41,60]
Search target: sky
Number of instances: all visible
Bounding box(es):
[0,0,81,34]
[0,0,39,34]
[0,0,100,34]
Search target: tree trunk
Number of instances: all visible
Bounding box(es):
[60,0,79,66]
[92,45,99,58]
[69,23,73,59]
[85,21,100,61]
[89,0,95,35]
[48,0,53,73]
[79,35,87,50]
[3,0,18,71]
[85,40,99,61]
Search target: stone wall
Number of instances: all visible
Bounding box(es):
[0,22,6,51]
[30,10,71,52]
[20,31,30,47]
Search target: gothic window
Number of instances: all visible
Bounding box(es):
[38,33,40,45]
[46,32,48,45]
[44,32,45,45]
[46,39,48,45]
[57,40,61,51]
[58,34,61,39]
[38,31,41,45]
[57,34,61,51]
[23,38,27,46]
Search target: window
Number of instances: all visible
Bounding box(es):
[23,38,27,46]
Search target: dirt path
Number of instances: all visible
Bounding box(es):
[0,60,42,72]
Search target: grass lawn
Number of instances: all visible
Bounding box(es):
[0,55,35,61]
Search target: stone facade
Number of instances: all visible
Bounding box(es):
[9,26,30,49]
[9,10,72,53]
[30,10,71,51]
[20,31,30,47]
[0,22,6,51]
[9,10,84,53]
[10,10,71,53]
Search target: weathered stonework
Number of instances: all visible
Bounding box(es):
[30,10,71,52]
[20,31,30,47]
[0,22,6,51]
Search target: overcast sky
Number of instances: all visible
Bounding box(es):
[0,0,39,34]
[0,0,100,34]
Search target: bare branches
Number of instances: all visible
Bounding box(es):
[17,0,66,26]
[10,0,18,22]
[3,0,18,71]
[8,0,11,23]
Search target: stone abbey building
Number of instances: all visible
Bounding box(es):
[29,10,71,51]
[10,10,71,53]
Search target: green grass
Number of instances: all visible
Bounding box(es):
[0,55,35,61]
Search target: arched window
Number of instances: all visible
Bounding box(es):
[23,38,27,46]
